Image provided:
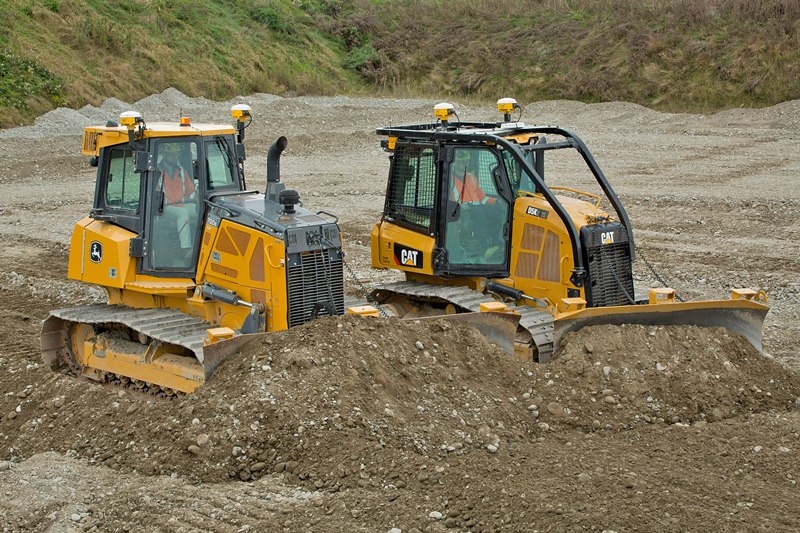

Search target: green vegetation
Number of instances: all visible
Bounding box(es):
[1,0,798,126]
[0,48,66,111]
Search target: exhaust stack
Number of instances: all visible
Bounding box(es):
[267,136,287,183]
[265,136,288,207]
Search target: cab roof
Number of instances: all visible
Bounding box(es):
[376,121,541,148]
[82,122,237,155]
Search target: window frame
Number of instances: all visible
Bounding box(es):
[204,135,240,193]
[91,144,145,235]
[382,142,440,236]
[102,147,142,213]
[435,144,515,277]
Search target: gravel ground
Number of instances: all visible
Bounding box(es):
[0,89,799,532]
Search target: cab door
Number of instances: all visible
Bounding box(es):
[142,138,203,275]
[437,145,513,277]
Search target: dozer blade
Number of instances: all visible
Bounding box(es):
[200,333,266,379]
[553,299,769,353]
[410,311,521,355]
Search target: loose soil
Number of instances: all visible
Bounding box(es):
[0,90,799,532]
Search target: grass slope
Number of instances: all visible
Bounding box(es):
[0,0,360,126]
[337,0,800,112]
[1,0,798,126]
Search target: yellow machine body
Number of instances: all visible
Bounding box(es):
[369,109,769,360]
[67,216,290,332]
[42,114,344,395]
[372,192,601,314]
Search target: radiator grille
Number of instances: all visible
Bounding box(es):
[581,223,634,307]
[286,249,344,327]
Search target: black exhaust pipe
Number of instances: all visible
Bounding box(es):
[267,136,287,183]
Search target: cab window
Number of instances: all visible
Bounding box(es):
[503,150,538,196]
[385,145,436,231]
[445,147,509,266]
[206,137,237,191]
[104,148,140,211]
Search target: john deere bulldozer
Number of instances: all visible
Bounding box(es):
[369,99,769,361]
[41,106,344,396]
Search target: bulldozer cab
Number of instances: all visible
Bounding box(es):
[88,125,244,276]
[382,137,545,278]
[376,103,638,290]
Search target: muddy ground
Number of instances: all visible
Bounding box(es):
[0,90,799,532]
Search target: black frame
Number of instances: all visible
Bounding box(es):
[377,123,635,287]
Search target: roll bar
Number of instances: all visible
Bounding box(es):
[377,123,636,288]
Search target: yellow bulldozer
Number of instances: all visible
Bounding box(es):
[41,106,344,396]
[369,99,769,361]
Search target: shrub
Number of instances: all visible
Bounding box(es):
[344,44,382,73]
[250,5,290,33]
[0,49,66,110]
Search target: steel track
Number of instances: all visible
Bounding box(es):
[371,280,555,362]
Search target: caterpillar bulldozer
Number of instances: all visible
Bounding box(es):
[369,99,769,361]
[40,106,344,396]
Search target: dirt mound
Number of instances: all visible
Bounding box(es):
[1,316,523,478]
[548,324,799,428]
[2,316,798,492]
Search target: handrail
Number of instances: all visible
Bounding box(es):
[549,187,603,211]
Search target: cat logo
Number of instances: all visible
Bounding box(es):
[394,244,423,269]
[601,231,615,245]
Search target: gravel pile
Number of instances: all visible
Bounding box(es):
[3,314,798,485]
[0,88,445,142]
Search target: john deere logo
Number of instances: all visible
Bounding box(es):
[394,244,423,269]
[89,241,103,263]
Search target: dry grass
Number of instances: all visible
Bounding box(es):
[336,0,800,111]
[0,0,360,126]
